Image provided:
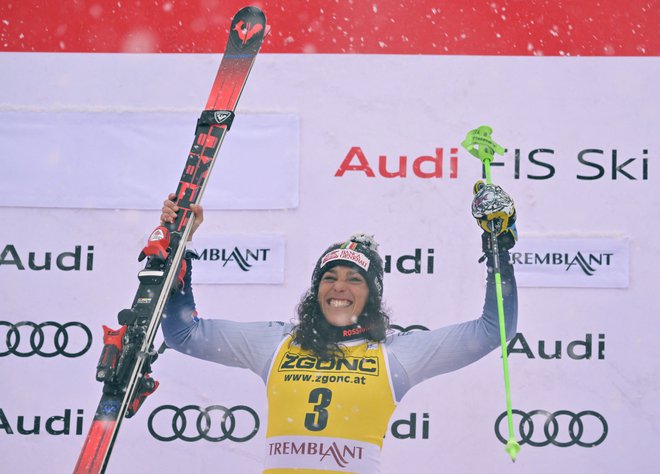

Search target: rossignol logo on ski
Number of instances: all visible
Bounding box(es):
[196,110,236,131]
[234,20,264,44]
[214,111,232,124]
[228,6,268,52]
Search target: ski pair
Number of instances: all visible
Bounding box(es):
[73,7,268,473]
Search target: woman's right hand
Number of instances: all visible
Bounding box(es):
[161,193,205,241]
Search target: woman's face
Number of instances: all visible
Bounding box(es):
[317,265,369,327]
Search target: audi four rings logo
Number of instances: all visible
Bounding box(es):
[495,409,608,448]
[0,321,93,358]
[148,405,260,442]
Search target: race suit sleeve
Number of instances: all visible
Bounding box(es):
[161,252,291,383]
[386,255,518,401]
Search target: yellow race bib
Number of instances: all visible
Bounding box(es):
[264,336,396,474]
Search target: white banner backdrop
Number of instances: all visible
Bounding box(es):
[0,52,658,474]
[0,111,300,210]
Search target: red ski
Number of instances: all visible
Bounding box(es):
[73,6,268,473]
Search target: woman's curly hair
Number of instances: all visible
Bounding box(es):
[291,286,391,360]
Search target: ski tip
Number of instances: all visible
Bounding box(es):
[229,6,268,52]
[235,5,266,20]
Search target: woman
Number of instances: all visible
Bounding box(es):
[160,182,518,474]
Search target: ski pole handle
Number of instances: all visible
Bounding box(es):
[461,125,505,185]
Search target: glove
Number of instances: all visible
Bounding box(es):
[472,181,518,257]
[472,181,516,235]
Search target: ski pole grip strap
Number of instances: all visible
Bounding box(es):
[197,110,236,131]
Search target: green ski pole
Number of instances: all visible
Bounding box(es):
[462,125,520,462]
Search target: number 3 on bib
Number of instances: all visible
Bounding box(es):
[304,388,332,431]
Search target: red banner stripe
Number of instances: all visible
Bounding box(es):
[0,0,657,56]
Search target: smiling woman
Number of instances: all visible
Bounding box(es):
[160,183,519,474]
[317,266,369,326]
[294,234,389,361]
